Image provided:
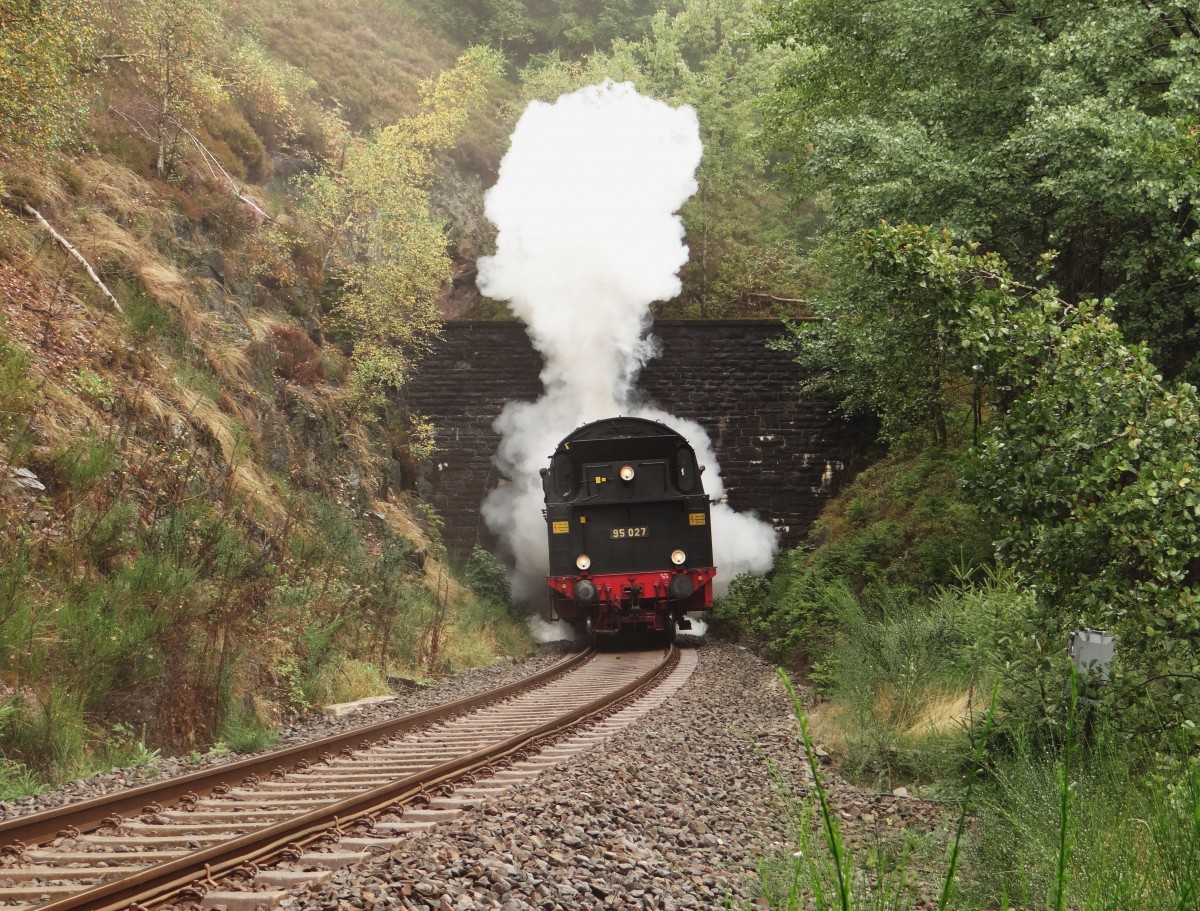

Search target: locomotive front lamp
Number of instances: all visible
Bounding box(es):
[576,554,592,571]
[619,465,635,482]
[670,549,686,565]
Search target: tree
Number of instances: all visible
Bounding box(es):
[304,47,505,409]
[761,0,1200,382]
[101,0,309,174]
[777,227,1011,446]
[797,222,1200,733]
[0,0,97,157]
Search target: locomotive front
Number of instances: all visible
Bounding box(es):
[541,417,716,641]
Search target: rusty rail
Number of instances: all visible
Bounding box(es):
[0,648,592,851]
[0,644,679,911]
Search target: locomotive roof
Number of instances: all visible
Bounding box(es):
[553,416,691,451]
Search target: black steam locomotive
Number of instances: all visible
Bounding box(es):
[541,416,716,641]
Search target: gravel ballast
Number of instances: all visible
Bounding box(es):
[0,643,578,822]
[285,640,954,911]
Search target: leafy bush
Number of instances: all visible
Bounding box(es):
[271,324,325,385]
[465,545,513,611]
[785,221,1200,736]
[713,444,992,668]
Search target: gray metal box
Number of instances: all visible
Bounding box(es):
[1068,628,1115,683]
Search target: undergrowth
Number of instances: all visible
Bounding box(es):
[759,672,1200,910]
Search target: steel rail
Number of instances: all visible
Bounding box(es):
[32,644,679,911]
[0,649,593,851]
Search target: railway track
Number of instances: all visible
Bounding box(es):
[0,645,680,911]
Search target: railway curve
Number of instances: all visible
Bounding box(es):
[0,646,682,911]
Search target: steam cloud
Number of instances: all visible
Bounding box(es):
[477,82,777,628]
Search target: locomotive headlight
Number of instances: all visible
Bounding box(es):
[670,549,687,566]
[619,464,635,482]
[576,554,592,571]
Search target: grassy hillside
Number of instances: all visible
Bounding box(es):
[0,0,529,796]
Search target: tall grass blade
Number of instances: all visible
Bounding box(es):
[1052,669,1078,911]
[938,679,999,910]
[778,668,852,911]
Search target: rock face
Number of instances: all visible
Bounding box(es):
[407,320,873,558]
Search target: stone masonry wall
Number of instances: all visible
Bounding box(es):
[406,320,873,559]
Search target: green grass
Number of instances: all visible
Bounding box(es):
[217,706,280,754]
[0,327,37,467]
[757,670,1200,910]
[0,759,42,800]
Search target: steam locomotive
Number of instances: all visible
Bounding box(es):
[541,416,716,642]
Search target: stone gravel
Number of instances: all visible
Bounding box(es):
[283,640,954,911]
[0,643,578,822]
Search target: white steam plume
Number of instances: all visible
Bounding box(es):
[477,81,776,613]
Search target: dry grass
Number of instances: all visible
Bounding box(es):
[807,686,973,769]
[204,338,256,391]
[0,158,72,217]
[172,383,284,521]
[370,498,468,602]
[904,690,972,738]
[807,700,853,758]
[75,159,169,238]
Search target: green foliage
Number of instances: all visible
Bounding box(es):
[0,0,97,157]
[305,46,505,410]
[807,222,1200,734]
[817,574,1028,789]
[71,369,116,409]
[122,289,181,345]
[53,432,120,488]
[966,732,1200,910]
[103,0,317,174]
[760,0,1200,383]
[0,758,42,801]
[0,330,37,465]
[217,704,280,753]
[465,545,513,611]
[715,444,992,666]
[761,670,1199,910]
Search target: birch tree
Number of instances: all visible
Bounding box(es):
[304,47,505,409]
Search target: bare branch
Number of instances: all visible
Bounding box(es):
[746,292,810,305]
[12,202,124,314]
[174,121,272,223]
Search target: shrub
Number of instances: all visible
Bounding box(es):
[0,330,36,465]
[53,432,121,489]
[271,324,325,385]
[218,704,279,753]
[465,545,513,611]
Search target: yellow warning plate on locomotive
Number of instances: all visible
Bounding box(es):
[552,521,570,534]
[688,512,706,526]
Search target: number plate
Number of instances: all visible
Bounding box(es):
[610,527,649,539]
